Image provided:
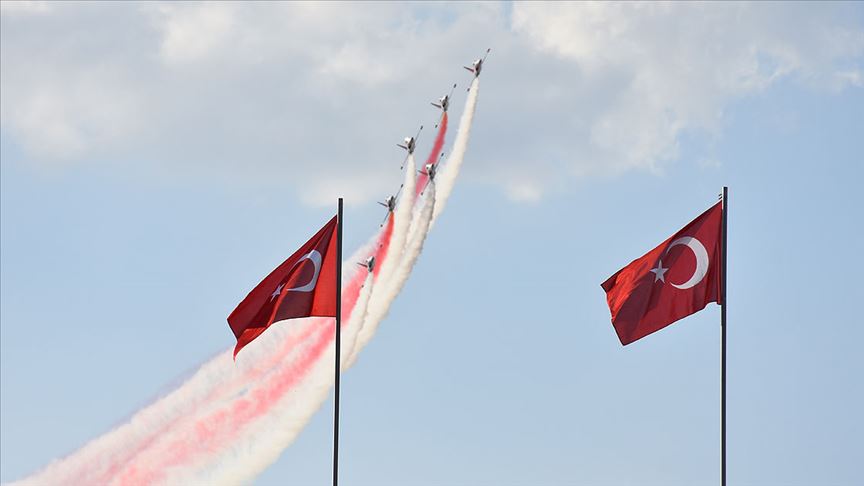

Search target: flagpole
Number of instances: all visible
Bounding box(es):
[720,187,728,486]
[333,198,343,486]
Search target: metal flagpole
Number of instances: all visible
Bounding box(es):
[720,187,728,486]
[333,198,343,486]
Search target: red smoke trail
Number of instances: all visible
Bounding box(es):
[108,222,398,484]
[115,317,336,485]
[91,317,322,485]
[415,112,448,197]
[372,214,394,280]
[93,276,365,484]
[341,269,366,320]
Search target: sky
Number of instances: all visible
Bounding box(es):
[1,1,863,485]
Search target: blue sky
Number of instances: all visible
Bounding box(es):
[2,2,863,485]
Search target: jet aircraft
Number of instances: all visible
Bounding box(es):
[377,185,403,226]
[464,48,491,79]
[462,47,492,91]
[418,152,445,196]
[431,84,457,128]
[357,256,375,273]
[397,125,423,169]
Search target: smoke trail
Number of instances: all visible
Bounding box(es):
[168,266,370,485]
[433,78,479,225]
[345,155,417,359]
[11,77,478,486]
[342,275,375,369]
[103,231,389,484]
[416,112,448,197]
[100,222,388,484]
[347,189,436,366]
[105,233,388,484]
[194,319,339,486]
[347,79,481,364]
[11,203,413,484]
[95,320,322,485]
[114,319,335,485]
[200,273,377,486]
[12,235,381,486]
[344,217,389,361]
[114,272,377,486]
[164,84,462,478]
[372,213,395,280]
[381,154,417,285]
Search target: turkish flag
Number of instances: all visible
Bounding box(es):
[228,216,338,358]
[601,202,723,345]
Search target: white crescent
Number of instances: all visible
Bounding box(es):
[665,237,709,290]
[286,250,322,292]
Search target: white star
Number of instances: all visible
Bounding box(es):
[270,283,285,301]
[650,260,668,283]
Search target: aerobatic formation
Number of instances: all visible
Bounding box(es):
[11,50,489,486]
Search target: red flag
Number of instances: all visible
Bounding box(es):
[229,216,338,358]
[601,202,723,345]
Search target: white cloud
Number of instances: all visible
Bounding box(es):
[0,1,51,15]
[1,2,861,204]
[509,1,863,175]
[152,3,237,65]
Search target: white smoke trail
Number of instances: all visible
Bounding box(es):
[377,154,416,287]
[109,320,330,485]
[11,248,375,486]
[147,273,376,486]
[208,272,375,485]
[347,190,436,366]
[200,192,432,482]
[100,271,378,485]
[342,78,481,365]
[344,155,416,363]
[432,77,479,225]
[188,334,339,486]
[11,321,317,486]
[342,274,374,369]
[346,79,482,366]
[11,318,320,485]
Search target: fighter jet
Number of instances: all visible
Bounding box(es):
[397,125,423,169]
[431,84,457,128]
[423,163,437,181]
[418,152,445,195]
[464,48,491,79]
[357,256,375,273]
[397,126,423,154]
[379,195,397,213]
[377,185,403,226]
